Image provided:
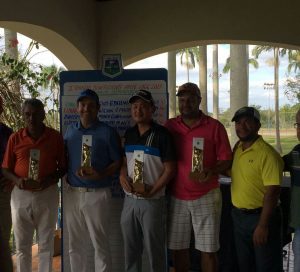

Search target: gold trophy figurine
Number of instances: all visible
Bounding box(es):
[191,138,204,173]
[81,135,93,175]
[132,151,145,193]
[29,158,39,181]
[27,149,41,189]
[82,143,92,167]
[192,146,203,173]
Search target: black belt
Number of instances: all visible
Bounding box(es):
[233,206,262,214]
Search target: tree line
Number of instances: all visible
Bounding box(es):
[219,104,300,129]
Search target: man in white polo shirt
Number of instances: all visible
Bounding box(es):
[120,90,176,272]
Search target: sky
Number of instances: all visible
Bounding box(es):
[0,28,297,113]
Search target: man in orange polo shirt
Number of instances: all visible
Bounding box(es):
[2,98,66,272]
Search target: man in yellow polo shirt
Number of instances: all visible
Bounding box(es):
[231,106,283,272]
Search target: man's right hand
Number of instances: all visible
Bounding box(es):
[189,170,211,182]
[120,175,133,193]
[15,177,26,189]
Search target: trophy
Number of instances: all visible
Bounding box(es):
[81,135,93,175]
[132,150,145,193]
[191,138,204,173]
[27,149,41,189]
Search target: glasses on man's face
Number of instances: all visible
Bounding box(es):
[294,123,300,129]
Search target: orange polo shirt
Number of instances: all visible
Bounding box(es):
[2,126,66,181]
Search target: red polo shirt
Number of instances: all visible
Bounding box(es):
[165,113,232,200]
[2,126,66,181]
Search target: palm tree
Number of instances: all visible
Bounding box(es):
[223,45,259,145]
[177,48,196,82]
[252,45,287,154]
[287,50,300,73]
[4,29,18,59]
[284,50,300,104]
[41,64,65,129]
[197,45,208,114]
[1,29,24,129]
[212,45,219,119]
[185,46,208,114]
[168,51,177,118]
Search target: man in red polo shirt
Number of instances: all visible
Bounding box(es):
[2,98,66,272]
[166,83,232,272]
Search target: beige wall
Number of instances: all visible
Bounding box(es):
[1,0,300,69]
[98,0,300,65]
[0,0,98,69]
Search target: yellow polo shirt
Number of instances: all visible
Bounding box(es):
[231,136,283,209]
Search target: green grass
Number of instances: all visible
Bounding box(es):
[263,135,298,155]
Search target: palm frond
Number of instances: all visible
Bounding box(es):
[248,58,259,69]
[252,45,273,58]
[222,57,231,73]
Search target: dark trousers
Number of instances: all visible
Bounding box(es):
[231,206,282,272]
[121,196,167,272]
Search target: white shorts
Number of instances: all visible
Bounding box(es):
[167,188,222,252]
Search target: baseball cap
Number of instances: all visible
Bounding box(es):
[77,89,100,105]
[231,106,261,122]
[129,90,155,105]
[176,82,201,98]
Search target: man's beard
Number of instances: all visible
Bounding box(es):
[237,132,258,142]
[181,110,199,119]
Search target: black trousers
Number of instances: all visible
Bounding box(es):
[231,206,282,272]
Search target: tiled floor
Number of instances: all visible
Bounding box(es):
[12,242,294,272]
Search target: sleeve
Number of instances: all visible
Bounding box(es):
[282,153,291,171]
[1,134,16,170]
[214,122,233,161]
[122,130,128,158]
[282,144,300,171]
[261,150,284,186]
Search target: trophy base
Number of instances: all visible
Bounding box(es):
[81,166,94,175]
[132,183,145,194]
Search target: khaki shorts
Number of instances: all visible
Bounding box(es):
[167,188,222,252]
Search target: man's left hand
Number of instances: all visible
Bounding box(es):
[253,224,269,246]
[189,169,213,183]
[76,167,103,181]
[133,185,154,198]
